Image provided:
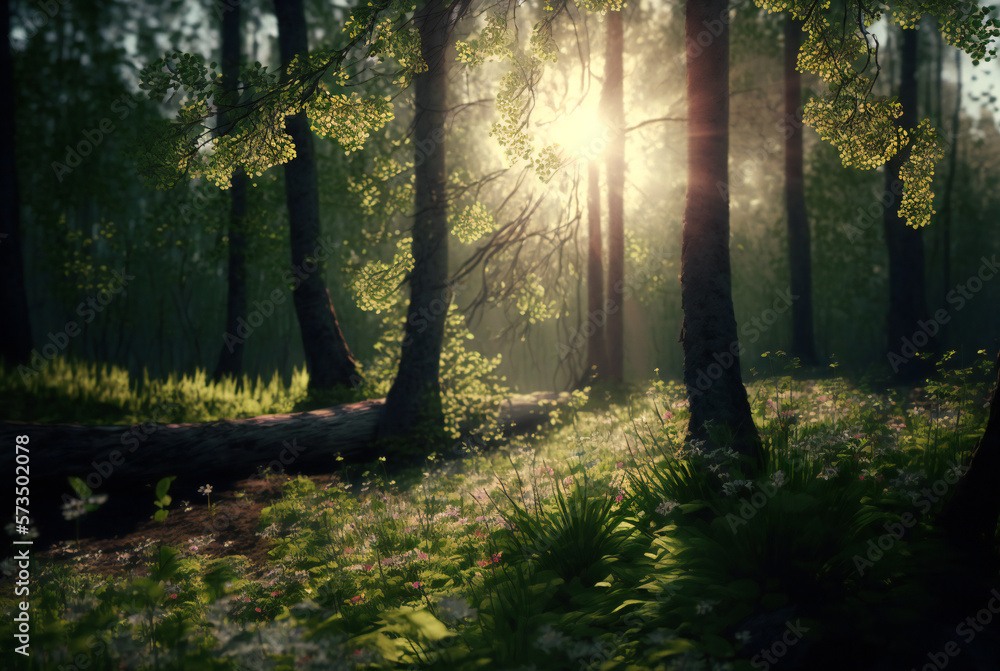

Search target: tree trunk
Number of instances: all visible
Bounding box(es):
[942,348,1000,553]
[0,0,33,366]
[583,158,606,383]
[939,48,961,337]
[681,0,760,460]
[274,0,361,391]
[0,392,565,546]
[783,16,817,366]
[603,9,625,384]
[884,27,936,382]
[377,0,464,441]
[213,0,248,381]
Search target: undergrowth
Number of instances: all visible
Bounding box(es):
[1,350,996,670]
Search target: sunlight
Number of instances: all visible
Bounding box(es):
[548,104,610,163]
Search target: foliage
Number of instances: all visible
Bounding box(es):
[756,0,1000,227]
[3,360,997,669]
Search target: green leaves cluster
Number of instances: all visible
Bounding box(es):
[756,0,999,228]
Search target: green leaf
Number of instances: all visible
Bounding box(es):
[68,476,91,499]
[155,476,176,499]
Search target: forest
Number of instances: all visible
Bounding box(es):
[3,0,1000,668]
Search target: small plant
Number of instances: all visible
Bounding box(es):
[62,476,108,547]
[152,475,176,522]
[199,483,215,522]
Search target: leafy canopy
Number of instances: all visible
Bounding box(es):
[756,0,1000,227]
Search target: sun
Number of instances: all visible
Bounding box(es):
[548,104,610,163]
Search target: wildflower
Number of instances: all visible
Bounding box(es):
[769,470,786,488]
[349,594,364,605]
[734,630,752,644]
[198,485,213,496]
[61,498,86,521]
[411,581,423,589]
[562,476,574,488]
[695,600,717,615]
[616,461,624,469]
[438,596,477,622]
[662,411,674,421]
[492,552,503,563]
[255,607,262,613]
[534,624,568,651]
[817,466,838,481]
[615,491,625,503]
[655,500,678,515]
[170,594,177,599]
[189,545,198,553]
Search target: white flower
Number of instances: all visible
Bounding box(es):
[695,600,717,615]
[438,596,477,622]
[198,484,213,496]
[655,500,679,515]
[61,498,86,521]
[734,630,752,644]
[769,471,786,488]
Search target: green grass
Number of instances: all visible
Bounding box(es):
[1,351,996,670]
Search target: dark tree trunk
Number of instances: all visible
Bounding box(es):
[377,0,466,441]
[939,48,961,333]
[213,0,248,381]
[603,9,625,384]
[681,0,760,460]
[274,0,361,391]
[942,348,1000,553]
[884,27,936,382]
[783,16,817,366]
[583,159,606,382]
[0,391,568,548]
[0,0,33,366]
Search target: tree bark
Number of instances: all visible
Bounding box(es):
[939,48,961,336]
[884,27,936,382]
[0,392,565,545]
[213,0,248,381]
[681,0,760,460]
[603,9,626,384]
[783,16,817,366]
[0,0,33,366]
[377,0,467,441]
[583,158,606,383]
[942,349,1000,553]
[274,0,361,391]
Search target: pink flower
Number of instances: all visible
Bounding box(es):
[616,462,624,469]
[662,411,674,421]
[170,594,177,599]
[255,607,262,613]
[411,581,423,589]
[350,595,364,604]
[615,491,625,502]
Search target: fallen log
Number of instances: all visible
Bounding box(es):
[0,391,570,498]
[0,392,570,548]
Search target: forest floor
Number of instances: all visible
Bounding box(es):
[36,472,332,580]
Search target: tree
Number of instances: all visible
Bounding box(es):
[681,0,760,459]
[883,26,936,382]
[274,0,361,392]
[212,0,249,381]
[0,0,32,367]
[603,8,625,384]
[583,158,606,383]
[377,0,471,441]
[783,16,817,366]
